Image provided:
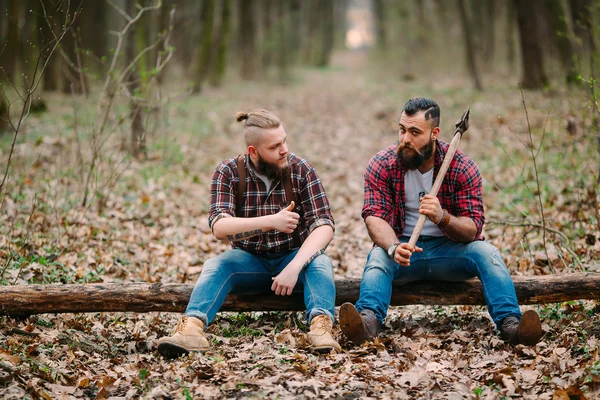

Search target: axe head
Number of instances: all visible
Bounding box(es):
[454,107,470,136]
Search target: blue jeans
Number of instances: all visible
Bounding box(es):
[356,236,521,329]
[185,248,336,326]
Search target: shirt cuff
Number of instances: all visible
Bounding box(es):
[308,218,335,234]
[361,209,389,221]
[209,213,232,234]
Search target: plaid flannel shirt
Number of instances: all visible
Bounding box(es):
[362,139,485,241]
[208,153,335,253]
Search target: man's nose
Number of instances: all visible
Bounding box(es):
[281,143,288,153]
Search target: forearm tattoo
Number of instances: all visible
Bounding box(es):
[300,245,328,269]
[226,229,264,241]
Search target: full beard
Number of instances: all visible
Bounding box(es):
[396,139,434,170]
[254,154,290,181]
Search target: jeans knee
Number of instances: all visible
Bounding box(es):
[199,257,227,278]
[195,257,233,288]
[306,254,334,275]
[364,248,396,277]
[467,241,508,275]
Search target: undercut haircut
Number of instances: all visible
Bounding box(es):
[236,109,281,147]
[402,97,440,128]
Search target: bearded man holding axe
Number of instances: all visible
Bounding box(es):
[340,97,543,347]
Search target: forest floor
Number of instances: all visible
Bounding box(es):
[1,50,600,399]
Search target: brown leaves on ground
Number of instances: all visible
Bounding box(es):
[1,51,599,398]
[2,305,600,399]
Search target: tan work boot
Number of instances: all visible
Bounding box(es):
[307,315,341,353]
[157,316,209,359]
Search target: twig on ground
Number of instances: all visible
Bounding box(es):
[487,219,584,271]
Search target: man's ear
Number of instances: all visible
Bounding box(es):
[431,127,440,140]
[248,145,257,158]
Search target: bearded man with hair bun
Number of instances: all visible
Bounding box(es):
[157,109,340,358]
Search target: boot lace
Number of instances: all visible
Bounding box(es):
[311,316,332,333]
[173,317,190,334]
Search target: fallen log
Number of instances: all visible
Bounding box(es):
[1,273,599,316]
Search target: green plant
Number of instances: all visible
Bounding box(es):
[221,326,262,338]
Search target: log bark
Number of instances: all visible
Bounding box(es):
[1,273,600,316]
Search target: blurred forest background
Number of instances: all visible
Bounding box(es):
[0,0,599,153]
[1,0,600,398]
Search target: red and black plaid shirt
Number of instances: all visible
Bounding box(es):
[208,153,335,253]
[362,139,484,241]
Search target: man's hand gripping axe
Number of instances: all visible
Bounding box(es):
[407,108,471,247]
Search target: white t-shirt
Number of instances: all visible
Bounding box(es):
[253,170,273,194]
[403,169,444,237]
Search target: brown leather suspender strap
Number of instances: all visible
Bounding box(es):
[283,173,297,211]
[236,155,246,216]
[236,154,302,247]
[236,154,298,213]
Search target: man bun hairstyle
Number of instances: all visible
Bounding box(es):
[236,109,282,146]
[235,109,280,129]
[402,97,440,128]
[236,112,249,122]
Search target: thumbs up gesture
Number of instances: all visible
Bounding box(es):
[272,201,300,233]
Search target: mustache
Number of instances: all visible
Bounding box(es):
[398,142,424,156]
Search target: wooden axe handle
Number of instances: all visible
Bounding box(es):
[407,131,463,247]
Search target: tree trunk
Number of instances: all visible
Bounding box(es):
[238,0,256,80]
[316,0,334,67]
[333,0,349,49]
[192,0,216,93]
[2,273,600,316]
[61,0,87,95]
[302,0,319,65]
[125,0,145,159]
[373,0,386,50]
[414,0,428,48]
[276,0,291,84]
[0,97,7,133]
[506,0,516,70]
[155,0,174,85]
[0,0,17,132]
[289,0,302,64]
[513,0,548,89]
[209,0,232,87]
[569,0,596,54]
[457,0,483,91]
[135,0,151,89]
[546,0,578,84]
[21,0,47,113]
[482,0,495,66]
[81,0,107,75]
[41,1,61,92]
[261,0,274,72]
[2,0,20,84]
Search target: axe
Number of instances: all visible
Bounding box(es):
[407,107,471,247]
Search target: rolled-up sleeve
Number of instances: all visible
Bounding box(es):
[298,163,335,234]
[208,163,236,231]
[361,154,393,222]
[454,159,485,239]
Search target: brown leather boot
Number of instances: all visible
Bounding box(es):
[157,316,210,359]
[339,303,381,345]
[500,310,543,346]
[307,315,341,353]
